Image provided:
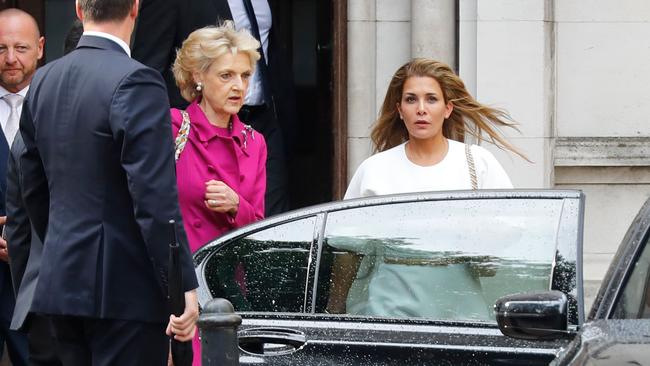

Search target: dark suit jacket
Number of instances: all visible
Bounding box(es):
[19,35,198,323]
[5,134,40,330]
[0,126,9,211]
[0,118,18,329]
[132,0,297,146]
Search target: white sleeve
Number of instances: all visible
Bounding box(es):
[473,146,514,189]
[344,161,366,199]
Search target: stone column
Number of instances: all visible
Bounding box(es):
[346,1,412,179]
[411,0,456,68]
[458,0,477,95]
[347,0,377,178]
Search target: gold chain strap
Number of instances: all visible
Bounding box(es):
[465,144,478,190]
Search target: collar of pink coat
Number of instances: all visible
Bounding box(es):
[186,100,250,150]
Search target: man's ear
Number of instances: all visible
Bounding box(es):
[75,0,84,22]
[37,36,44,60]
[131,0,140,19]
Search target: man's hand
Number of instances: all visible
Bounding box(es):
[166,289,199,342]
[0,216,8,262]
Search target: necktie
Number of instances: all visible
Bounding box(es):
[241,0,273,108]
[2,93,24,147]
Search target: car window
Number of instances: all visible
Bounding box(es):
[202,216,317,312]
[612,234,650,319]
[316,198,573,323]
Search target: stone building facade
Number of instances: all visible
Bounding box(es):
[346,0,650,303]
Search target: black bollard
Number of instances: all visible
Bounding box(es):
[198,298,242,365]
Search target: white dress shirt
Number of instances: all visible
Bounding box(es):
[0,85,29,142]
[228,0,272,106]
[83,30,131,56]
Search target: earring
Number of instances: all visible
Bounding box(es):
[196,82,203,92]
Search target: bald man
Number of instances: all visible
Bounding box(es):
[0,8,45,366]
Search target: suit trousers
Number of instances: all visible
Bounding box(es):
[25,314,61,366]
[238,105,290,216]
[49,315,167,366]
[0,264,28,366]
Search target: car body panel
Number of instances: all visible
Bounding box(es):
[551,319,650,365]
[237,315,562,365]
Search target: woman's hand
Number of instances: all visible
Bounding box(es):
[204,180,239,216]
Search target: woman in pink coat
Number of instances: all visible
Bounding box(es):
[171,22,266,365]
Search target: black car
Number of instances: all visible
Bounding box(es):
[195,190,588,365]
[497,192,650,365]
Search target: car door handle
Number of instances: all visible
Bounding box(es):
[238,328,307,356]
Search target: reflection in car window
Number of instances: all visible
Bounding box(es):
[613,235,650,319]
[318,198,571,323]
[203,217,316,312]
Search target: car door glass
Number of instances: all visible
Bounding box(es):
[612,236,650,319]
[317,198,575,323]
[203,216,317,312]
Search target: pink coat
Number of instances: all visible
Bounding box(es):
[172,101,267,253]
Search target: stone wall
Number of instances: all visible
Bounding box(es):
[347,0,650,307]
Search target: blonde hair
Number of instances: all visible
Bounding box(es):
[173,21,261,102]
[371,58,527,160]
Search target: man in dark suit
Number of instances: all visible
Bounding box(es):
[0,8,44,365]
[132,0,297,217]
[5,134,60,366]
[18,0,198,364]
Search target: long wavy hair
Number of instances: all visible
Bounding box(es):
[371,58,527,160]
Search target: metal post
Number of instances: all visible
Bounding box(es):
[198,298,242,366]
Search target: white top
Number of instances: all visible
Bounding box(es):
[83,31,131,56]
[228,0,272,106]
[345,140,513,199]
[0,85,28,138]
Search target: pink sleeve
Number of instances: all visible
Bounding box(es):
[228,135,267,227]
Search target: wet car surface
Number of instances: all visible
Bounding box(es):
[550,319,650,365]
[195,190,591,365]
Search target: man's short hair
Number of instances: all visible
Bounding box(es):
[78,0,135,22]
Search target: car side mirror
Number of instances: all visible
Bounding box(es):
[494,290,568,340]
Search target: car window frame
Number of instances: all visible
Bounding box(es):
[608,216,650,319]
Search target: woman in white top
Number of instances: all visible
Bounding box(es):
[327,59,527,320]
[346,58,525,198]
[345,139,511,197]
